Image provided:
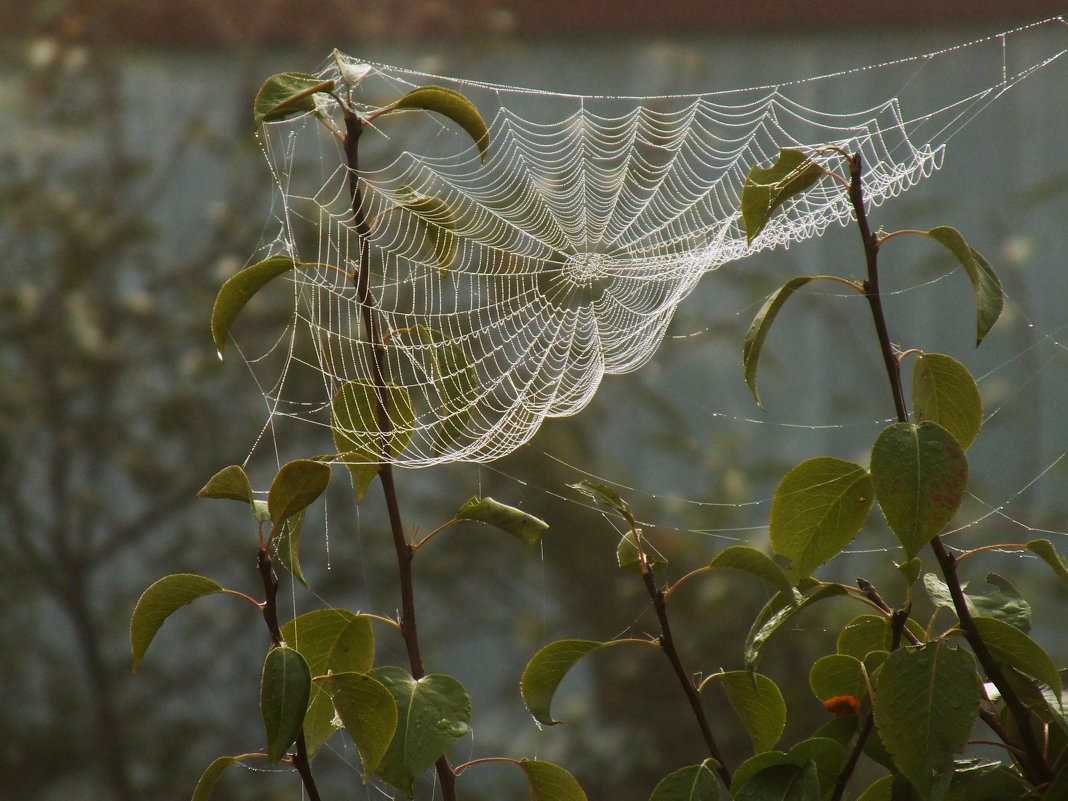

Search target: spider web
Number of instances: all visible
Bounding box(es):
[243,17,1067,467]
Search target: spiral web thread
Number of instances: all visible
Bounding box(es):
[246,18,1067,467]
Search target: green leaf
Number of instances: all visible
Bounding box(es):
[369,666,471,796]
[391,187,461,275]
[260,645,312,763]
[211,255,298,357]
[912,353,982,449]
[252,499,271,523]
[946,764,1028,801]
[742,275,814,408]
[924,227,1003,346]
[197,465,253,503]
[268,459,331,525]
[733,761,821,801]
[732,739,844,797]
[1026,539,1068,590]
[385,86,490,162]
[321,671,397,779]
[969,616,1061,701]
[455,496,548,545]
[873,643,980,801]
[280,609,375,755]
[742,148,825,245]
[649,764,720,801]
[190,755,238,801]
[769,457,874,582]
[522,639,636,725]
[331,379,415,464]
[518,759,590,801]
[273,509,308,588]
[897,557,923,587]
[809,654,866,703]
[617,530,667,572]
[854,775,893,801]
[705,671,786,753]
[745,584,848,671]
[923,573,1031,632]
[254,71,335,127]
[870,421,968,558]
[131,573,224,671]
[837,614,891,659]
[568,480,636,527]
[707,545,794,598]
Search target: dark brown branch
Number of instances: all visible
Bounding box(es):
[846,155,1051,786]
[343,111,459,801]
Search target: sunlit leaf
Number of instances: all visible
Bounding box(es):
[705,671,786,753]
[131,574,224,671]
[190,755,239,801]
[1026,539,1068,591]
[280,610,375,756]
[837,614,924,659]
[912,353,982,449]
[809,654,866,704]
[870,422,968,558]
[268,459,331,525]
[769,457,873,582]
[745,584,848,671]
[873,643,980,801]
[331,380,415,465]
[369,666,471,796]
[742,276,814,408]
[742,148,824,245]
[522,639,639,726]
[211,256,297,358]
[391,187,461,275]
[273,509,307,588]
[321,671,397,779]
[455,496,548,545]
[260,645,311,763]
[197,465,253,503]
[707,545,794,598]
[968,616,1061,701]
[649,763,720,801]
[617,530,667,572]
[923,573,1031,632]
[383,86,490,162]
[924,227,1003,346]
[518,759,590,801]
[568,480,635,527]
[254,71,335,127]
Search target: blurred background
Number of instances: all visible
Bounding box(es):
[2,2,1067,800]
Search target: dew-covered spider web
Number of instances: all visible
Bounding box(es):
[242,17,1067,468]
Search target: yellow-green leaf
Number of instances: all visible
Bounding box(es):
[969,616,1061,701]
[391,187,461,275]
[385,86,490,162]
[741,149,824,245]
[924,227,1003,346]
[321,672,397,779]
[211,256,297,358]
[254,71,335,128]
[190,755,239,801]
[331,380,415,464]
[707,544,795,599]
[705,670,786,753]
[267,459,331,525]
[518,759,590,801]
[912,353,982,449]
[649,763,720,801]
[131,574,224,671]
[521,639,641,726]
[742,276,814,408]
[455,496,548,545]
[196,464,253,504]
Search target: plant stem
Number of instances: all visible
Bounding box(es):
[257,549,322,801]
[343,111,460,801]
[846,154,1051,786]
[639,564,732,788]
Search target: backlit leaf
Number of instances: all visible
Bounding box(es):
[268,459,330,525]
[873,643,980,801]
[924,227,1003,346]
[617,530,667,572]
[969,616,1061,701]
[809,654,866,703]
[280,610,375,755]
[705,670,786,753]
[1026,539,1068,590]
[742,276,814,408]
[369,666,471,796]
[456,496,548,545]
[518,759,590,801]
[190,755,238,801]
[321,671,397,779]
[254,71,335,127]
[385,86,490,162]
[707,545,794,598]
[331,380,415,465]
[197,465,253,504]
[769,457,873,582]
[923,573,1031,632]
[211,256,297,358]
[568,480,635,527]
[391,187,461,275]
[260,645,311,763]
[742,149,824,245]
[912,353,982,449]
[649,763,720,801]
[131,574,224,671]
[870,422,968,558]
[522,639,638,725]
[745,584,848,671]
[273,509,307,588]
